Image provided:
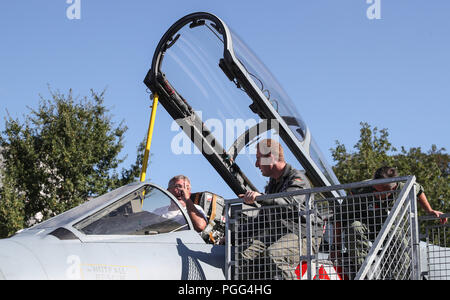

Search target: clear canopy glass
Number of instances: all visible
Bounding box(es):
[151,15,341,193]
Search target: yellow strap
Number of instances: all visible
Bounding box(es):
[140,93,159,183]
[209,232,215,244]
[207,195,218,244]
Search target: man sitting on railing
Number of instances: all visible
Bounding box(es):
[239,139,323,280]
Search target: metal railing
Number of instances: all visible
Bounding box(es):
[420,213,450,280]
[224,176,425,280]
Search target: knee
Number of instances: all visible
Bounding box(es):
[349,221,365,232]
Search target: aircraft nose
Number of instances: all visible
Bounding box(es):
[0,239,48,279]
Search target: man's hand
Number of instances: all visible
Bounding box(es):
[429,209,448,224]
[238,190,262,205]
[178,187,190,206]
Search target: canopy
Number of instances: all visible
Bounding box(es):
[144,12,341,197]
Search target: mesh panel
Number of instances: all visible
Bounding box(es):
[423,217,450,280]
[225,177,424,280]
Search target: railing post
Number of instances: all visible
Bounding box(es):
[224,201,231,280]
[301,194,313,280]
[409,183,421,280]
[355,176,417,280]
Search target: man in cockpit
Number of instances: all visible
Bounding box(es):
[239,139,323,280]
[153,175,207,233]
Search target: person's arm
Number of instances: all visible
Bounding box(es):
[239,190,262,205]
[239,177,308,206]
[178,188,206,232]
[184,198,207,232]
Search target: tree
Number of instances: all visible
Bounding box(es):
[0,89,143,237]
[331,122,450,215]
[0,170,26,238]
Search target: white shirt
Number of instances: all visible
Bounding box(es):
[153,204,207,225]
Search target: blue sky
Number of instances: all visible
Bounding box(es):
[1,1,449,199]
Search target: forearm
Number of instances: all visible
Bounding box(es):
[185,201,207,232]
[417,193,433,214]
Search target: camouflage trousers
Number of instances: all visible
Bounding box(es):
[345,221,411,279]
[242,233,321,280]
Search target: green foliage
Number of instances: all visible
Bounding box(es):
[393,145,449,211]
[0,172,25,238]
[332,122,395,184]
[331,122,450,214]
[0,89,144,237]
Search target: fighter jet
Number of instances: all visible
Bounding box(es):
[0,182,224,279]
[0,12,358,280]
